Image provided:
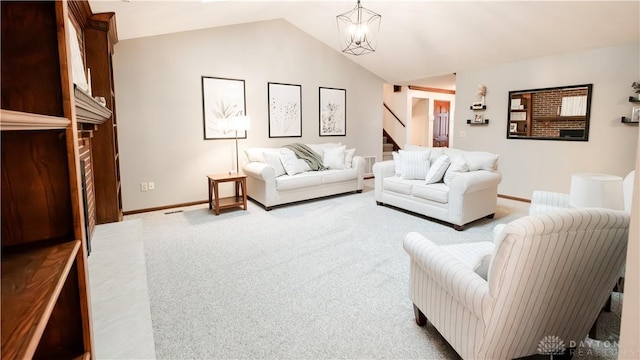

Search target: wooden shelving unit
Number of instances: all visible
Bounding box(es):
[1,241,81,359]
[622,96,640,125]
[0,1,105,358]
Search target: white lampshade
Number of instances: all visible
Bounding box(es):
[569,173,624,210]
[228,115,251,131]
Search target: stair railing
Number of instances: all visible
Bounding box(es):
[383,103,405,127]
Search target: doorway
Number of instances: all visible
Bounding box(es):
[410,98,429,146]
[433,100,450,147]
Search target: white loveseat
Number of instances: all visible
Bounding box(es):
[373,145,502,230]
[242,143,365,210]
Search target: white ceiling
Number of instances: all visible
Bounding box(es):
[88,0,640,88]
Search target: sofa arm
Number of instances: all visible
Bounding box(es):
[404,232,491,320]
[449,170,502,194]
[372,160,396,201]
[243,162,276,183]
[351,156,365,190]
[372,160,395,179]
[530,190,570,207]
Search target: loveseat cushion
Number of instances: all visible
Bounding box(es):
[412,182,449,204]
[276,172,322,191]
[383,176,417,195]
[321,168,357,184]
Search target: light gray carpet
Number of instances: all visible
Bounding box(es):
[128,180,621,359]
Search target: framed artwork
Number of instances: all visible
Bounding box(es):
[632,106,640,123]
[319,87,346,136]
[268,82,302,138]
[201,76,246,140]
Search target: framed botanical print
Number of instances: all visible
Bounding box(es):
[202,76,246,140]
[268,82,302,138]
[319,87,346,136]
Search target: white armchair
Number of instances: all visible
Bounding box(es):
[404,208,630,360]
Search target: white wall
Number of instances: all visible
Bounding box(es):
[112,19,384,211]
[454,42,639,199]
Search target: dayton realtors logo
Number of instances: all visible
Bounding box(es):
[537,335,567,359]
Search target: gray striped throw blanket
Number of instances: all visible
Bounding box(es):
[283,143,327,171]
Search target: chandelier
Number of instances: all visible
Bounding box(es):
[336,0,381,56]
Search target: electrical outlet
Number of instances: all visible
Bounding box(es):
[148,181,155,190]
[140,182,148,192]
[459,131,467,138]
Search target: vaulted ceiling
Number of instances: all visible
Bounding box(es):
[89,1,640,89]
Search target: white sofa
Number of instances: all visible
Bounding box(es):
[373,145,502,230]
[242,143,365,210]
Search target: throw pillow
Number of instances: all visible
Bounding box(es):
[392,151,402,177]
[474,254,492,281]
[443,156,469,186]
[425,155,450,184]
[307,143,342,161]
[245,147,275,163]
[463,151,499,171]
[323,145,347,169]
[344,148,356,168]
[400,150,430,180]
[279,148,310,176]
[263,152,286,177]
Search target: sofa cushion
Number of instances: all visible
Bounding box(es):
[463,151,499,171]
[425,155,450,184]
[280,148,311,176]
[323,145,347,169]
[412,183,449,204]
[400,150,430,180]
[263,152,286,177]
[276,172,322,191]
[306,143,342,161]
[344,148,356,168]
[383,176,416,195]
[245,147,279,163]
[443,156,470,186]
[321,168,357,184]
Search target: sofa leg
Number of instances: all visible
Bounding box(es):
[413,304,427,326]
[356,189,362,193]
[376,201,383,206]
[486,213,495,219]
[453,224,464,231]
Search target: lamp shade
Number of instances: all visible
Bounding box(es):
[228,115,251,131]
[569,173,624,210]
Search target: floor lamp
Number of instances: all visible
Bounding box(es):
[227,114,251,175]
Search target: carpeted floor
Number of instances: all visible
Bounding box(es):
[119,179,621,359]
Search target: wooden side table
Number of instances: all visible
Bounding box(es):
[207,173,247,215]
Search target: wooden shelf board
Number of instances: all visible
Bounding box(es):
[1,240,81,360]
[217,196,244,209]
[74,86,112,124]
[0,109,70,131]
[534,116,586,122]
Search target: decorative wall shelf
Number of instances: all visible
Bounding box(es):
[621,117,639,125]
[470,105,486,110]
[628,96,640,103]
[467,119,490,125]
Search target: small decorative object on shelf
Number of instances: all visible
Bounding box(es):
[477,84,487,105]
[632,81,640,100]
[623,106,640,124]
[470,104,486,110]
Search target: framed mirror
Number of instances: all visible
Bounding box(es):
[507,84,593,141]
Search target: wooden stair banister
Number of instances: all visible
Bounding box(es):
[383,103,405,127]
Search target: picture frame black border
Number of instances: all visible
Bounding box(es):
[319,86,347,137]
[268,82,302,138]
[201,76,247,140]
